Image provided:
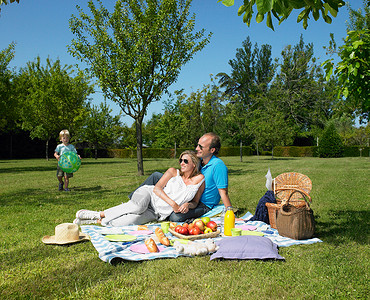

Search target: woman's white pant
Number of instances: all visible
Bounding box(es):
[102,186,158,226]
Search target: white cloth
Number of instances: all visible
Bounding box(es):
[151,170,205,220]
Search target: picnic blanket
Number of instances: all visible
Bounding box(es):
[80,210,322,264]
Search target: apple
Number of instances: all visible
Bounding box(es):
[178,227,189,235]
[182,223,189,228]
[201,217,211,225]
[194,219,205,231]
[204,227,213,234]
[189,227,201,235]
[175,225,182,233]
[188,223,195,230]
[206,221,218,232]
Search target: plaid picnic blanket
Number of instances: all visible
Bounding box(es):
[81,210,322,264]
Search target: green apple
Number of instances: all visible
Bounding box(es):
[201,217,210,225]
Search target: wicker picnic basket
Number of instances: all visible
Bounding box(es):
[266,172,312,229]
[276,199,315,240]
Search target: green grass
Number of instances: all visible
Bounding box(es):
[0,156,369,299]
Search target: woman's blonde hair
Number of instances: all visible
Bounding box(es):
[179,150,201,178]
[59,129,70,140]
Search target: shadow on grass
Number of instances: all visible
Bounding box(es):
[315,210,369,245]
[0,166,56,174]
[0,186,108,206]
[81,160,128,166]
[228,168,257,176]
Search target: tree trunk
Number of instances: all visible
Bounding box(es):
[46,139,49,161]
[94,144,98,160]
[271,144,274,160]
[135,117,144,176]
[9,134,13,159]
[174,141,177,159]
[239,139,243,162]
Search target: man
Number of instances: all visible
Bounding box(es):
[169,132,232,221]
[128,132,232,222]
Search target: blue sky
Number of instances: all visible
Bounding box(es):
[0,0,362,126]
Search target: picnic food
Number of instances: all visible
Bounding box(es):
[155,227,170,246]
[206,221,218,232]
[137,225,149,230]
[144,238,159,252]
[169,222,177,229]
[193,219,205,231]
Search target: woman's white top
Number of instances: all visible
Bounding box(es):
[150,170,205,220]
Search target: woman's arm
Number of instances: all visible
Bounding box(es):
[153,168,180,213]
[177,179,205,214]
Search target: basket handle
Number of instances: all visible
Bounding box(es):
[275,187,312,204]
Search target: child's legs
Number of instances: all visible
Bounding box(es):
[56,166,64,183]
[64,173,73,188]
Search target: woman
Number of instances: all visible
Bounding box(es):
[73,151,205,226]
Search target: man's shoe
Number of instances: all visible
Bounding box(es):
[76,209,100,220]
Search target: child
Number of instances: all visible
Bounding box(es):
[54,129,80,192]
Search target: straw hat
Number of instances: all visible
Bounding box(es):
[42,223,90,245]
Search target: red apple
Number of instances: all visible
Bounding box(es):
[194,219,205,231]
[178,227,189,235]
[206,221,218,232]
[189,227,201,235]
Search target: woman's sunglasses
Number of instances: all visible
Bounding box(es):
[179,158,189,164]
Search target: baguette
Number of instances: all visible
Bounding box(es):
[137,225,148,230]
[144,238,159,253]
[155,227,170,246]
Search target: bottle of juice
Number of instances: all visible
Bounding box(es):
[224,206,235,236]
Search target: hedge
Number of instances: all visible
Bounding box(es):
[82,146,368,159]
[273,146,369,157]
[106,146,254,159]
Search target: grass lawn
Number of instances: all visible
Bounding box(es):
[0,156,369,299]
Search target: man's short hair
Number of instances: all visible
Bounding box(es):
[205,132,221,155]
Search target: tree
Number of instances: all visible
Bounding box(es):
[17,57,93,159]
[0,42,20,159]
[78,102,122,159]
[322,1,369,123]
[318,122,344,158]
[0,42,16,131]
[68,0,211,175]
[271,35,334,134]
[216,37,275,149]
[218,0,345,30]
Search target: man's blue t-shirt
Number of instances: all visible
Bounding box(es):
[200,155,228,209]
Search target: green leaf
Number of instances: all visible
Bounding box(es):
[256,0,273,14]
[256,12,264,23]
[266,11,274,31]
[221,0,234,7]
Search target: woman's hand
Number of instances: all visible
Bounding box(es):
[178,203,190,214]
[172,202,180,213]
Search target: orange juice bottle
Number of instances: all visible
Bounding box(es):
[224,206,235,236]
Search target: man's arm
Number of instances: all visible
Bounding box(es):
[218,188,232,208]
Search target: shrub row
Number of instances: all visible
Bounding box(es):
[273,146,369,157]
[80,146,368,159]
[105,146,254,159]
